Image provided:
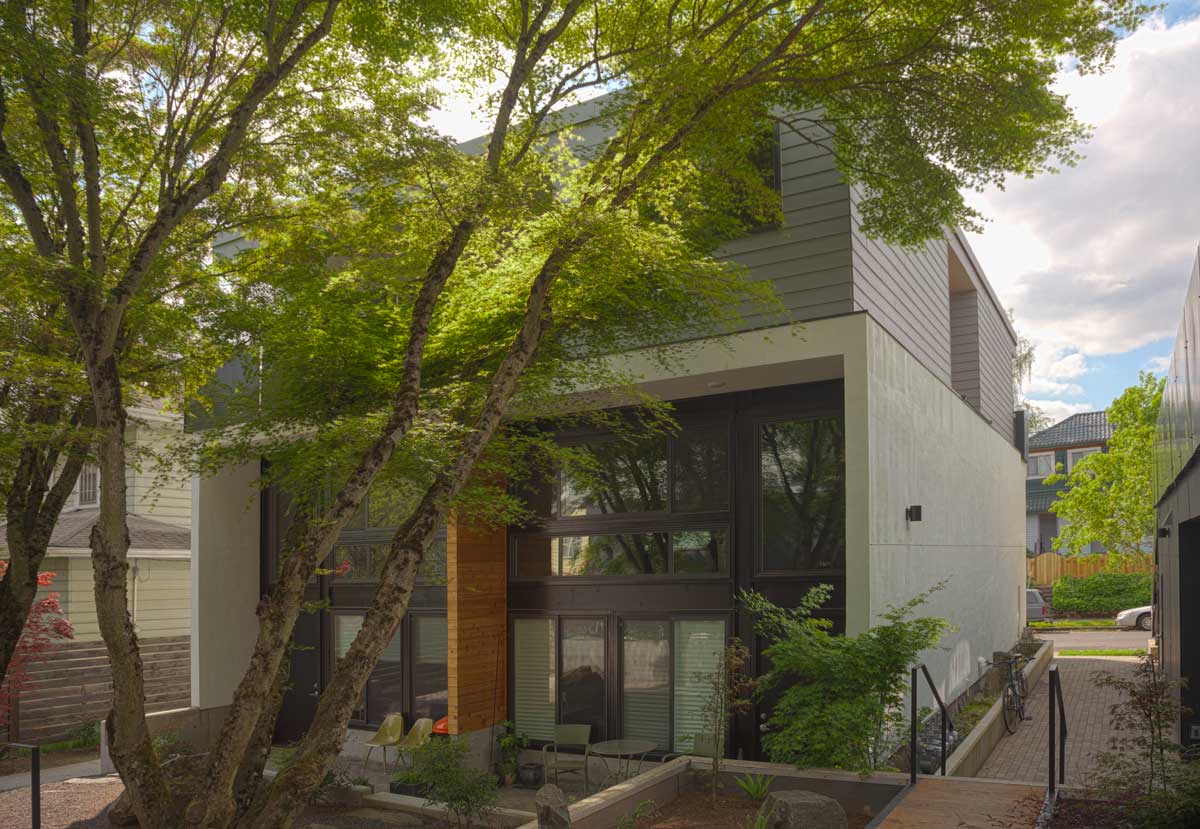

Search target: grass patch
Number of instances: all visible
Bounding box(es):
[1029,619,1116,629]
[1058,647,1145,657]
[953,692,999,736]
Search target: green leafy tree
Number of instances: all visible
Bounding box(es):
[0,0,1153,825]
[1048,372,1163,559]
[742,583,949,773]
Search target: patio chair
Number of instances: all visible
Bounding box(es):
[394,717,435,769]
[542,724,592,792]
[361,713,406,775]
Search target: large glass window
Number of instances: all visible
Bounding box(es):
[671,530,728,575]
[560,618,607,740]
[672,620,725,753]
[560,534,668,576]
[1027,453,1054,479]
[513,619,557,741]
[366,622,405,724]
[333,614,367,721]
[413,615,448,721]
[516,532,724,578]
[760,417,846,571]
[672,429,728,511]
[558,439,668,517]
[622,621,670,750]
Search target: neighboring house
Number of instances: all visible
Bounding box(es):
[1025,412,1114,554]
[192,113,1026,764]
[1152,244,1200,750]
[0,402,192,741]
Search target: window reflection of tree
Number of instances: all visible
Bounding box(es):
[563,439,667,516]
[568,533,669,575]
[761,418,846,570]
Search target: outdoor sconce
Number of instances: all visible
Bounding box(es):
[1158,527,1170,538]
[905,505,922,522]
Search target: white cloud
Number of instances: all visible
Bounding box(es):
[1146,354,1172,373]
[1025,377,1085,397]
[1025,399,1096,424]
[967,14,1200,380]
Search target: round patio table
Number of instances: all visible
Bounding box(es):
[590,739,658,785]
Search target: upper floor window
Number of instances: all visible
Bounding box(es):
[1026,453,1053,480]
[77,464,99,507]
[1067,447,1100,472]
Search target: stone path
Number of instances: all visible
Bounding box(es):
[977,656,1137,786]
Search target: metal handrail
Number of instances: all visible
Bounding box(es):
[1,742,40,829]
[909,664,954,784]
[1048,664,1068,795]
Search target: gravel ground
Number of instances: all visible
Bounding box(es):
[0,777,435,828]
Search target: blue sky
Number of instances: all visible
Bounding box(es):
[964,1,1200,423]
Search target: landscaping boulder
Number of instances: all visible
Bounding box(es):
[535,783,571,828]
[764,790,847,829]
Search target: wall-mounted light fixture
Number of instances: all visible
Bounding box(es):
[1158,527,1170,538]
[905,505,923,522]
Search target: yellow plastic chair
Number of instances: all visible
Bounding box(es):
[361,713,406,774]
[394,717,435,769]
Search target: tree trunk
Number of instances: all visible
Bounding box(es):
[245,239,572,828]
[87,355,173,827]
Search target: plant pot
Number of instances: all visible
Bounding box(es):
[389,780,429,798]
[517,763,544,787]
[502,771,516,786]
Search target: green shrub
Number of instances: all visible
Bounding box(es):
[1052,572,1151,613]
[402,738,497,828]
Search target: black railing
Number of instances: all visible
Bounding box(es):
[2,742,40,829]
[909,664,954,784]
[1047,664,1068,795]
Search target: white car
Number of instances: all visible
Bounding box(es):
[1116,605,1152,631]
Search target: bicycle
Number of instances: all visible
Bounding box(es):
[992,652,1030,734]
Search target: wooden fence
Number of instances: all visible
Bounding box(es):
[4,635,189,744]
[1026,553,1154,586]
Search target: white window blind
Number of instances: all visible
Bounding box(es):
[622,621,670,749]
[513,618,556,741]
[1026,454,1053,479]
[672,620,725,752]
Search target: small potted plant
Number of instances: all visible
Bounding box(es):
[495,720,527,786]
[389,767,429,798]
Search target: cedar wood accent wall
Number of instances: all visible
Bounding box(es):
[446,515,507,735]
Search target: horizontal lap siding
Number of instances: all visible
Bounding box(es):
[126,412,192,527]
[850,187,951,383]
[977,296,1016,433]
[64,557,191,641]
[719,123,854,332]
[950,291,981,408]
[7,636,190,743]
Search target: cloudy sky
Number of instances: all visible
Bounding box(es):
[429,4,1200,425]
[965,1,1200,423]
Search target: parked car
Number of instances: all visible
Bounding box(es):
[1026,589,1049,622]
[1116,605,1153,631]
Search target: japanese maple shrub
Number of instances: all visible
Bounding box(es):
[741,583,948,773]
[0,562,74,729]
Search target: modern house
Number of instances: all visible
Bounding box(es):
[192,115,1026,765]
[0,402,192,742]
[1152,244,1200,750]
[1025,412,1113,554]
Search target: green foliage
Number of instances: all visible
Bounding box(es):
[1059,648,1145,657]
[1088,655,1200,828]
[701,640,759,797]
[734,772,773,801]
[495,720,527,776]
[742,583,950,773]
[400,738,497,828]
[1048,373,1163,557]
[616,800,657,829]
[1052,572,1151,613]
[746,802,775,829]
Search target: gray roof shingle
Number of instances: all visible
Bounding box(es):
[1028,411,1113,451]
[0,509,190,553]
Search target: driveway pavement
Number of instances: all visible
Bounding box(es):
[1040,629,1149,652]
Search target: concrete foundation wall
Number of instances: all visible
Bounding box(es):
[864,317,1026,705]
[191,460,262,709]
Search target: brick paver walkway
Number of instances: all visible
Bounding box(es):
[978,657,1137,786]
